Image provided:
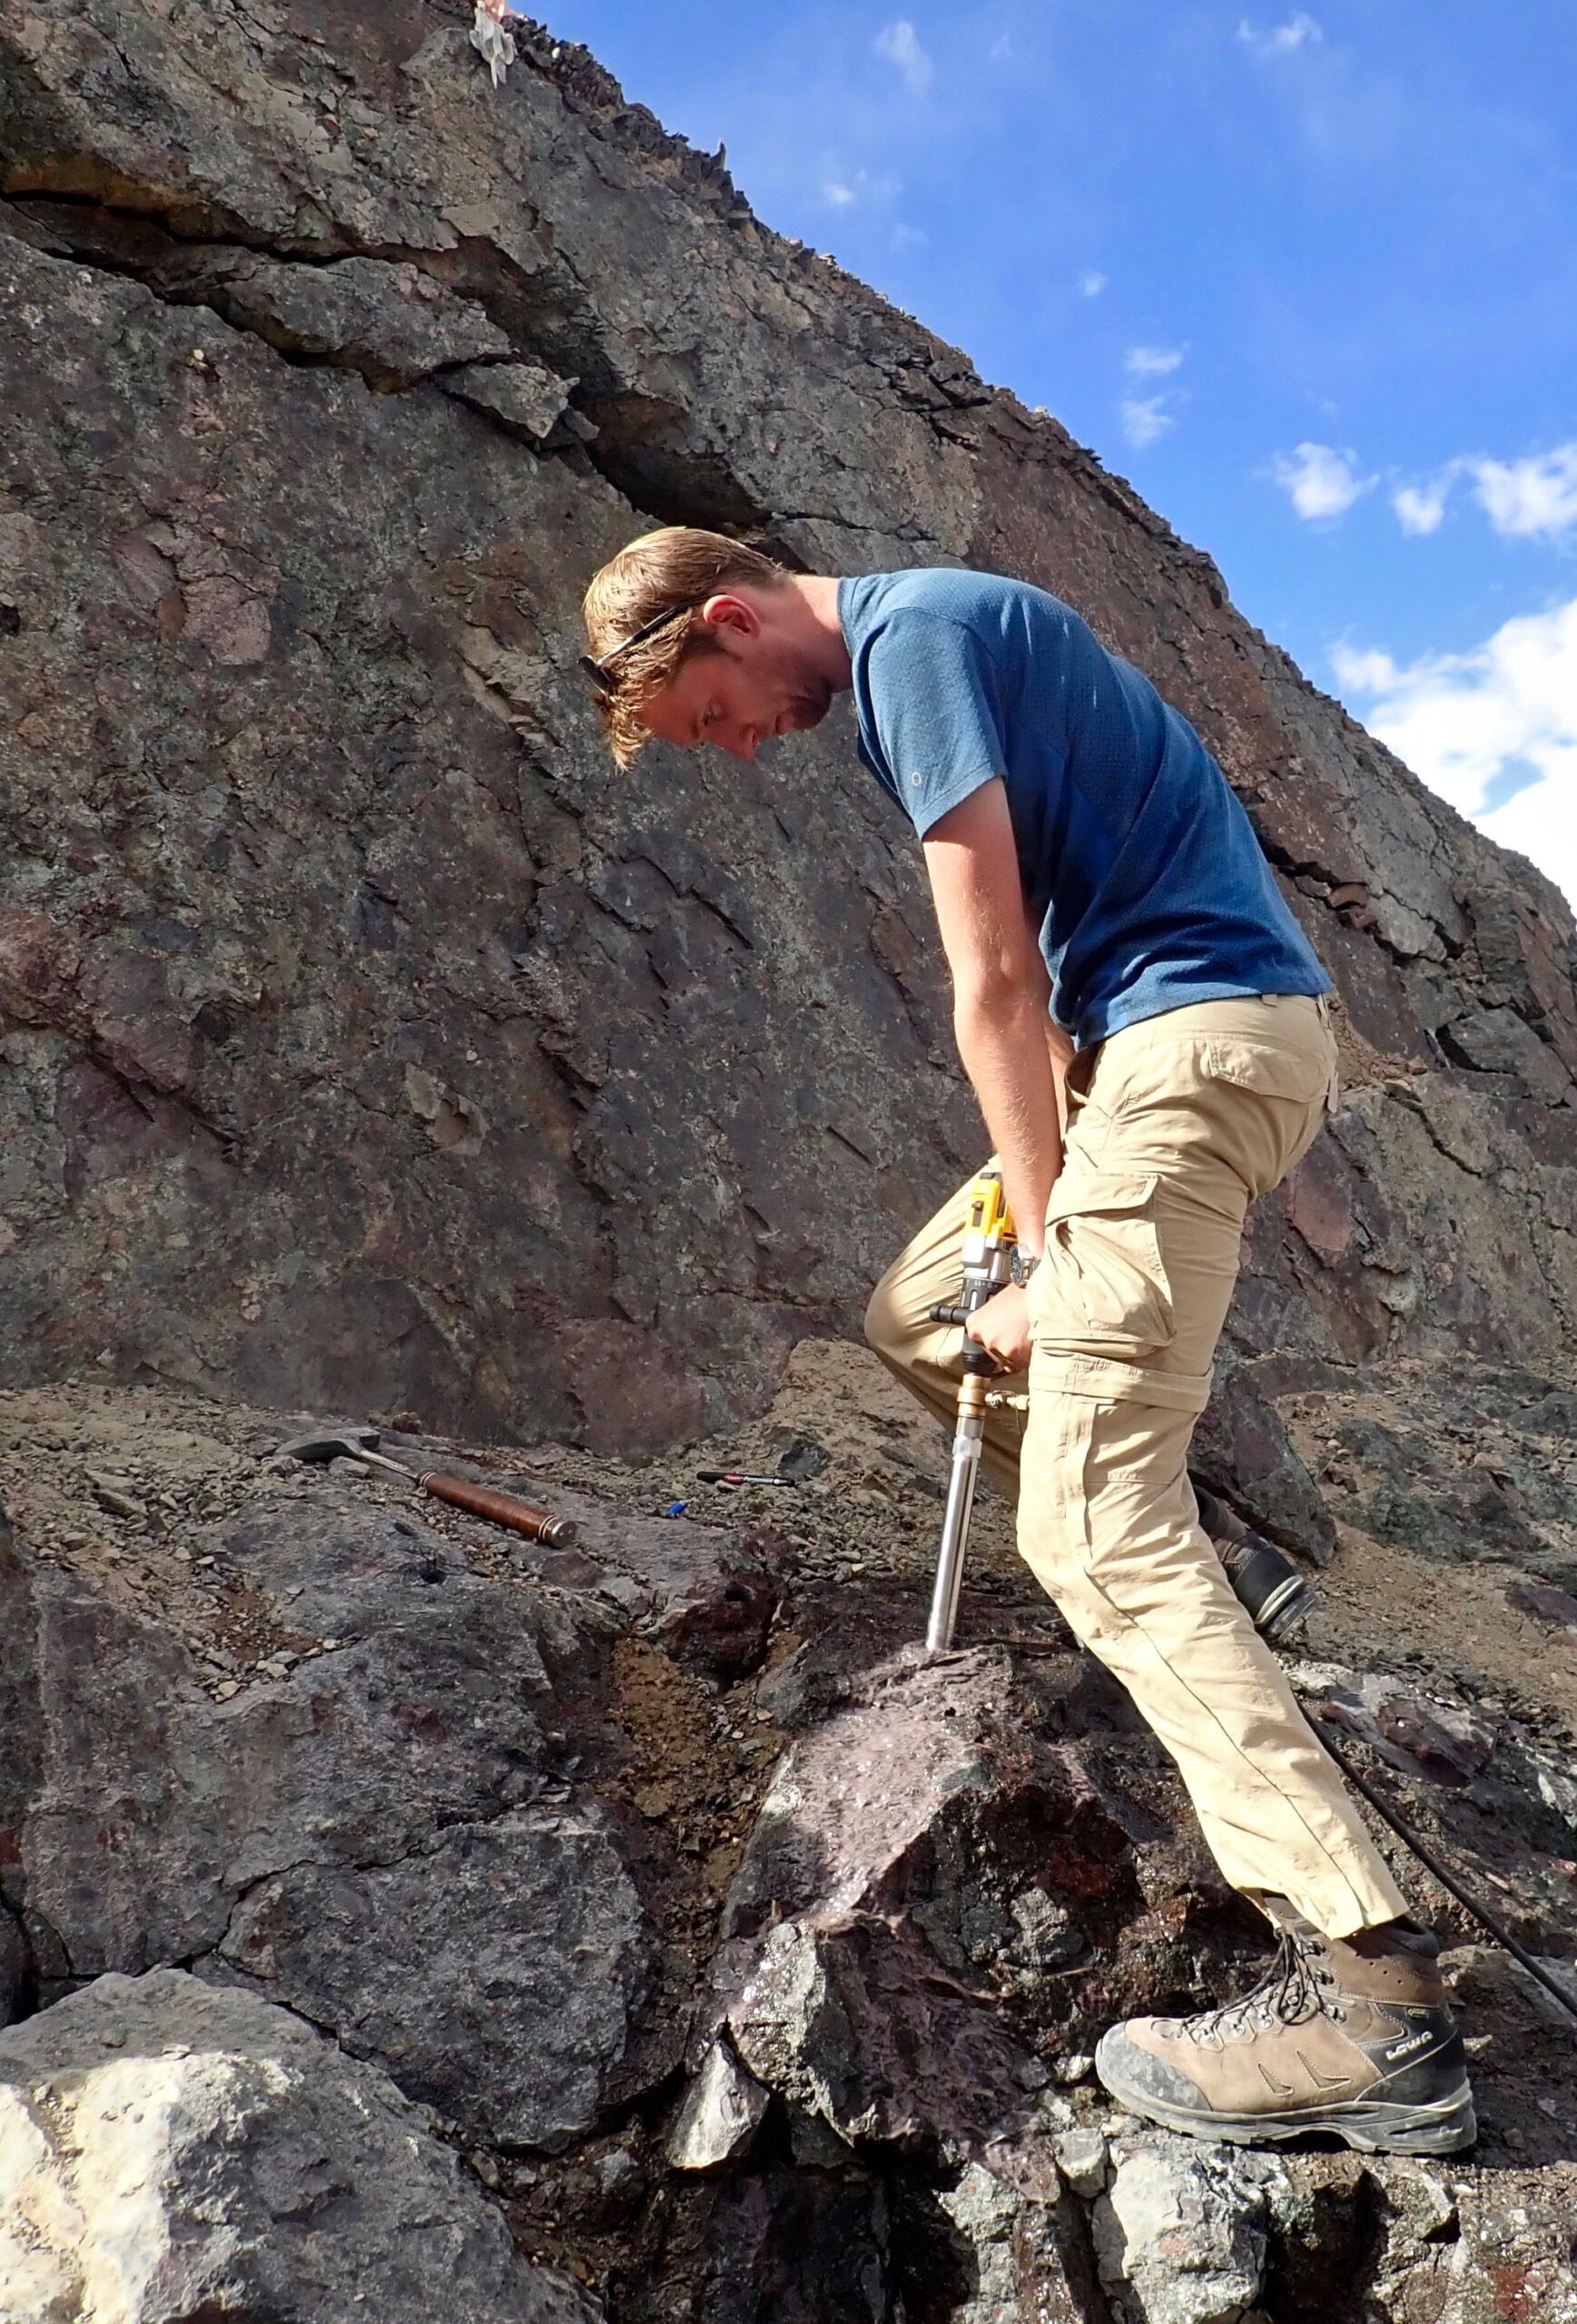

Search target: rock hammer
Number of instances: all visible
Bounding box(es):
[280,1426,577,1547]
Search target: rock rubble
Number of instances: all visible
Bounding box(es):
[0,1363,1574,2317]
[1,0,1575,2314]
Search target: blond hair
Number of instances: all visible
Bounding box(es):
[581,527,788,767]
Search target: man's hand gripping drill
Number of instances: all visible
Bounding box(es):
[924,1168,1033,1651]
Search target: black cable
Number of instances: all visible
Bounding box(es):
[943,1634,1577,2024]
[1307,1709,1577,2028]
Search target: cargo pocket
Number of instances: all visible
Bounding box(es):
[1036,1172,1175,1356]
[1198,1038,1332,1105]
[1198,1035,1337,1188]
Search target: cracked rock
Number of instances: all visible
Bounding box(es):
[1093,2137,1276,2324]
[184,251,513,387]
[934,2160,1097,2324]
[1053,2125,1110,2199]
[0,1968,599,2323]
[713,1645,1154,2160]
[442,358,590,446]
[665,2035,771,2170]
[213,1801,648,2152]
[0,1502,661,2149]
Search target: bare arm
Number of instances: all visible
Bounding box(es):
[1016,921,1077,1141]
[923,780,1062,1303]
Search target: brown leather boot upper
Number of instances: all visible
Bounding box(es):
[1323,1917,1452,2008]
[1095,1901,1475,2152]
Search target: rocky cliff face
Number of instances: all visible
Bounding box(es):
[1,0,1572,1473]
[2,5,1576,2319]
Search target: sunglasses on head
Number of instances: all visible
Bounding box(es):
[578,596,707,699]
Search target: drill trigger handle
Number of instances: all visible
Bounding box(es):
[929,1301,1005,1376]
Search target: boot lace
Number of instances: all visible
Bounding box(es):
[1165,1929,1341,2051]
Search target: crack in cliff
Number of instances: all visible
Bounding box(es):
[1384,1078,1489,1183]
[1363,1079,1577,1339]
[1,161,969,544]
[0,190,783,533]
[1258,833,1462,970]
[1,1899,42,2028]
[84,1041,246,1165]
[1258,825,1576,1076]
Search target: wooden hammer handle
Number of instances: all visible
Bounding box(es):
[417,1470,577,1545]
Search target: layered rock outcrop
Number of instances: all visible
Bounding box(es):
[1,0,1572,1474]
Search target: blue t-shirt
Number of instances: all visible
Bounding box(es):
[838,568,1331,1049]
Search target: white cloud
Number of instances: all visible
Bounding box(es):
[1078,270,1109,299]
[1471,444,1577,541]
[1383,443,1577,543]
[1329,645,1402,694]
[1333,599,1577,906]
[1393,478,1453,537]
[1119,349,1187,448]
[874,18,933,97]
[819,167,898,210]
[1126,343,1187,378]
[1271,441,1374,521]
[1238,13,1324,58]
[988,31,1013,63]
[1121,396,1176,449]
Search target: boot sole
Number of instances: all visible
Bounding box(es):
[1099,2078,1478,2156]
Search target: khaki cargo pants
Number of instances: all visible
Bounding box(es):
[865,994,1407,1940]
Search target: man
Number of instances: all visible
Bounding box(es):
[579,527,1475,2157]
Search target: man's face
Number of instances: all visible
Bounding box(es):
[640,594,834,761]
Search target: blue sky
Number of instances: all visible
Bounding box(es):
[517,2,1577,905]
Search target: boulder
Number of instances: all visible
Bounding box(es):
[0,1968,599,2322]
[693,2167,898,2323]
[1092,2137,1276,2324]
[0,1502,659,2148]
[665,2037,770,2171]
[933,2161,1100,2324]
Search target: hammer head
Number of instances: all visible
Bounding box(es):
[280,1426,381,1464]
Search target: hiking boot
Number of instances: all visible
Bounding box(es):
[1196,1487,1318,1645]
[1095,1901,1476,2154]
